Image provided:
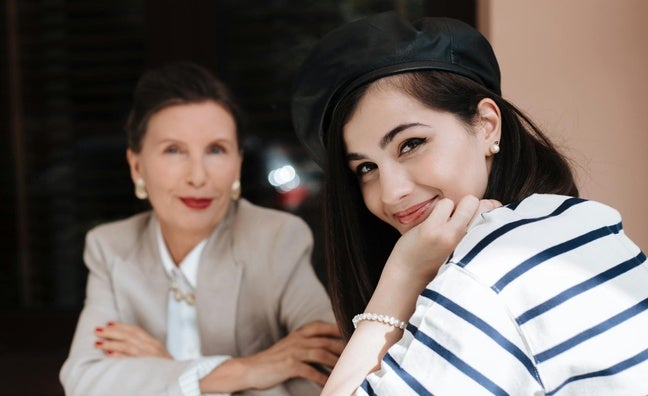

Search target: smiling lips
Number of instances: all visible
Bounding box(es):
[180,197,213,209]
[394,198,436,225]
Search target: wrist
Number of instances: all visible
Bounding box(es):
[383,254,437,291]
[363,259,429,326]
[199,357,248,394]
[352,313,407,330]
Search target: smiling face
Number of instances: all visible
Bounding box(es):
[127,100,242,241]
[343,82,500,234]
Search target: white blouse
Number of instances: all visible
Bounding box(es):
[155,222,230,396]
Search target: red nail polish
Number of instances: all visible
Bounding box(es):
[106,350,113,355]
[106,322,115,327]
[95,327,103,332]
[95,341,103,347]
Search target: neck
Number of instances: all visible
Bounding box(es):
[159,224,213,265]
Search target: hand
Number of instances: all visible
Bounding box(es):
[94,322,172,359]
[386,195,501,287]
[200,321,344,393]
[322,197,501,395]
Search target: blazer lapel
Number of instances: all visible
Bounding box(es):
[196,204,243,356]
[113,214,169,342]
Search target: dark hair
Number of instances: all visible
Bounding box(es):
[325,70,579,339]
[125,61,245,152]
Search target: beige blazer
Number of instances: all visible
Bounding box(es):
[60,199,335,396]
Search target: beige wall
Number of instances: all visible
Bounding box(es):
[478,0,648,250]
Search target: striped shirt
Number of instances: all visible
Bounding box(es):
[357,194,648,395]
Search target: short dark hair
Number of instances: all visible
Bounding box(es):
[324,70,579,339]
[125,61,244,152]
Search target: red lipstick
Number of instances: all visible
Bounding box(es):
[180,198,212,210]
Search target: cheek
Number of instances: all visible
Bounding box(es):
[207,158,240,183]
[360,184,385,220]
[452,155,490,199]
[144,164,178,186]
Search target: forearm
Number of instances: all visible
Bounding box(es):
[322,263,429,395]
[198,357,249,394]
[60,355,190,396]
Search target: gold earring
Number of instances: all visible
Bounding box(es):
[231,179,241,201]
[489,141,500,155]
[135,178,148,200]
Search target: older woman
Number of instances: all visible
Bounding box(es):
[60,62,341,396]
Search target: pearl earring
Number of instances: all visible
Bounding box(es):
[489,141,500,155]
[231,179,241,201]
[134,178,148,200]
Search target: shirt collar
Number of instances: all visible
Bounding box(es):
[155,220,217,289]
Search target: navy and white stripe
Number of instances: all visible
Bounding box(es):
[356,194,648,395]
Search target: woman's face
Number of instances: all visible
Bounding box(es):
[127,101,242,239]
[343,84,500,235]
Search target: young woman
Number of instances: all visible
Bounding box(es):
[292,12,648,395]
[60,62,342,396]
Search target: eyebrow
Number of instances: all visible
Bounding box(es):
[346,122,428,162]
[380,122,426,149]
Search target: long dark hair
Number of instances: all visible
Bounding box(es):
[325,70,579,339]
[125,61,245,153]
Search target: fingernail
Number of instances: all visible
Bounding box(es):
[95,327,103,333]
[95,341,103,347]
[106,322,115,327]
[106,350,113,355]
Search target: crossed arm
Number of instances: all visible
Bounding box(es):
[93,320,344,393]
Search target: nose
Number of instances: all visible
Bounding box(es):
[379,163,413,206]
[187,154,207,187]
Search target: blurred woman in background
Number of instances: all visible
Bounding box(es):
[60,61,341,396]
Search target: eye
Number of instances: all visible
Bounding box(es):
[164,145,180,154]
[399,137,426,155]
[354,162,376,178]
[208,145,225,154]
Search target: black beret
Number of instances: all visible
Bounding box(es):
[292,12,501,167]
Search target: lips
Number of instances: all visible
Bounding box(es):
[180,198,213,209]
[394,198,436,225]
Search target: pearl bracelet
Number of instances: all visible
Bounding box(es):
[352,313,407,330]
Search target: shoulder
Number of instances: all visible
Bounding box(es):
[449,194,626,282]
[462,193,621,248]
[229,199,314,274]
[85,211,153,258]
[232,199,312,240]
[506,193,621,224]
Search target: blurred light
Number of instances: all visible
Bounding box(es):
[268,165,301,192]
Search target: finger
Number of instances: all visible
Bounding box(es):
[93,321,123,339]
[94,339,109,352]
[95,339,133,357]
[129,326,158,347]
[132,330,171,358]
[96,322,134,342]
[298,347,341,369]
[470,199,502,224]
[288,332,345,355]
[447,195,480,229]
[100,338,141,357]
[300,336,346,356]
[422,197,455,226]
[290,362,329,387]
[297,321,342,338]
[479,199,502,213]
[100,323,163,355]
[139,339,170,358]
